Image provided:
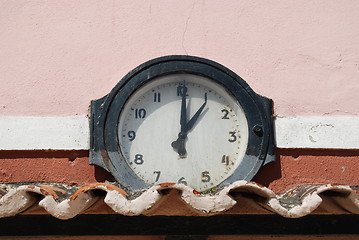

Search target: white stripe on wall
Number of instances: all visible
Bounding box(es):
[275,117,359,149]
[0,116,89,150]
[0,116,358,150]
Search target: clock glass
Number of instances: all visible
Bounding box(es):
[118,73,249,192]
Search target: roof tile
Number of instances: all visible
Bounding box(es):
[0,181,358,219]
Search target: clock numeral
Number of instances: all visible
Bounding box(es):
[154,92,161,102]
[228,131,237,142]
[178,177,187,185]
[221,109,230,119]
[177,84,188,97]
[127,131,136,141]
[153,171,161,182]
[222,155,230,166]
[201,171,211,183]
[134,108,146,119]
[134,154,144,165]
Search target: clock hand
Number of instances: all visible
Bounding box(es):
[171,132,187,156]
[172,91,208,158]
[185,92,207,132]
[180,80,188,133]
[172,81,188,157]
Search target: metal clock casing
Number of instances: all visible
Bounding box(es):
[90,55,275,195]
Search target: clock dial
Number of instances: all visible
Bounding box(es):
[118,74,249,192]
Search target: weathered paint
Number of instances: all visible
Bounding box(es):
[1,181,358,219]
[0,1,359,117]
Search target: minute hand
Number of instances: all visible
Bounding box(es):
[180,81,187,133]
[185,93,207,132]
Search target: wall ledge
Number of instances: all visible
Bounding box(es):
[0,116,358,150]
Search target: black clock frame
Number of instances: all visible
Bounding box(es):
[90,55,275,194]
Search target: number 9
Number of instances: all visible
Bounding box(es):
[128,131,136,141]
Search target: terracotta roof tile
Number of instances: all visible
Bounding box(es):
[0,181,358,220]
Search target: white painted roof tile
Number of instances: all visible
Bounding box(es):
[0,181,358,219]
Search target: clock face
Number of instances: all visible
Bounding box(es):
[118,73,249,192]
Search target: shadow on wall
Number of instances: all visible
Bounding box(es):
[94,165,116,182]
[253,148,359,190]
[252,152,282,187]
[93,152,284,187]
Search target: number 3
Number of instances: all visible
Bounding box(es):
[228,131,237,142]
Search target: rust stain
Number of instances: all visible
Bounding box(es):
[193,190,201,195]
[158,183,176,187]
[286,189,299,198]
[157,183,176,191]
[38,185,67,199]
[40,188,50,197]
[71,183,128,200]
[159,182,176,187]
[27,184,61,198]
[99,149,111,169]
[39,185,67,194]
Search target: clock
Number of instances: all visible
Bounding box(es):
[118,73,249,192]
[90,55,275,195]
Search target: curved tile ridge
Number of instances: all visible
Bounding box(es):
[0,181,358,219]
[39,191,97,219]
[176,181,276,213]
[268,184,359,218]
[105,185,162,216]
[0,185,37,218]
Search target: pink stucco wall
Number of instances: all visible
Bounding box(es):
[1,1,358,117]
